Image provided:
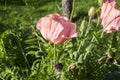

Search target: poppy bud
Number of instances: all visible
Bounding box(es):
[54,62,63,70]
[69,65,76,72]
[109,51,115,58]
[88,6,96,18]
[80,18,87,33]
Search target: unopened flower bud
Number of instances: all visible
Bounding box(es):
[88,6,96,18]
[80,18,88,34]
[54,62,63,70]
[109,51,115,58]
[69,65,76,72]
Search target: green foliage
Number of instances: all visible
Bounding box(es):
[1,0,120,80]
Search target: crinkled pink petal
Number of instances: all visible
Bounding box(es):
[100,0,116,19]
[59,22,76,38]
[36,17,51,41]
[100,0,120,33]
[49,20,64,43]
[53,19,77,44]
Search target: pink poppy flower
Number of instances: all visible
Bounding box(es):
[36,13,77,44]
[100,0,120,33]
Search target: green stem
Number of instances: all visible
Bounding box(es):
[85,17,91,36]
[97,16,100,27]
[54,44,56,64]
[70,0,75,21]
[77,40,82,52]
[24,0,28,6]
[88,17,92,27]
[112,32,117,49]
[100,31,104,38]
